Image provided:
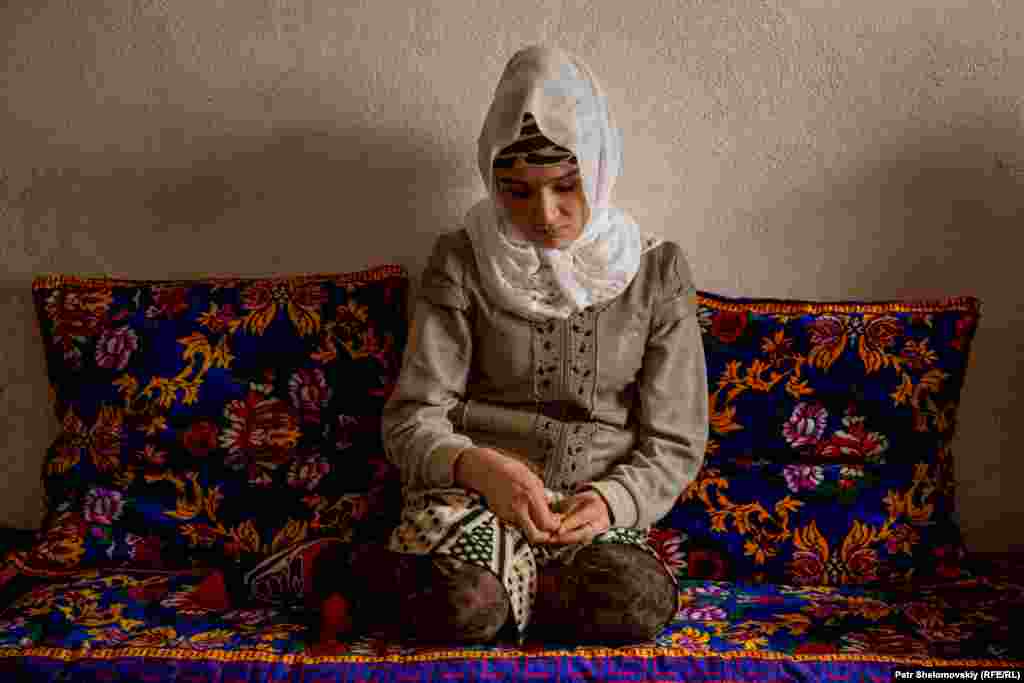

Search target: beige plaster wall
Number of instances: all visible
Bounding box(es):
[1,1,1022,551]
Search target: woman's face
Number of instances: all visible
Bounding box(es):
[493,161,590,248]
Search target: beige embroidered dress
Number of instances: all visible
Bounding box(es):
[379,229,709,637]
[383,229,708,529]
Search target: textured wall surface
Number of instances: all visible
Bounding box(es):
[1,1,1022,550]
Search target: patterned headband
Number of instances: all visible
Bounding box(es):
[493,112,578,169]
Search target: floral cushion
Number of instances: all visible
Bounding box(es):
[660,291,981,586]
[5,268,407,582]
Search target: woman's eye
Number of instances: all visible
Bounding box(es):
[501,183,577,199]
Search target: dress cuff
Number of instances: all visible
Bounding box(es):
[585,480,639,529]
[424,440,474,489]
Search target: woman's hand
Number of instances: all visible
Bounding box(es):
[454,447,562,544]
[545,490,611,545]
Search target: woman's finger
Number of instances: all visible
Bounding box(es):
[552,518,600,545]
[548,506,600,544]
[555,500,585,533]
[514,502,552,544]
[525,486,560,533]
[550,512,565,531]
[557,501,595,536]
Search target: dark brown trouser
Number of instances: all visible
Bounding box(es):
[351,542,677,645]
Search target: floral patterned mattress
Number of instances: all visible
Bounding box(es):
[1,559,1021,682]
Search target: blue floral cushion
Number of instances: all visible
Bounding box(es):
[660,291,981,586]
[7,268,407,581]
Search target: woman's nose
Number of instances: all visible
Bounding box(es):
[531,191,562,224]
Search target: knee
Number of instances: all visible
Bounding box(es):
[402,555,510,644]
[541,544,677,644]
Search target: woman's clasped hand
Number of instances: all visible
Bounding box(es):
[453,447,610,545]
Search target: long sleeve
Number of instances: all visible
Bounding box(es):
[381,234,477,491]
[587,244,710,529]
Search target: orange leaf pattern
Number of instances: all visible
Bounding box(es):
[28,269,407,576]
[677,292,979,586]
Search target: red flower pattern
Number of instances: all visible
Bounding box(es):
[183,420,220,458]
[220,392,300,485]
[711,310,747,343]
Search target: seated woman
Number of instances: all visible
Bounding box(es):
[376,44,710,646]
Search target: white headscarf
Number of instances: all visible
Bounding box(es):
[465,45,662,322]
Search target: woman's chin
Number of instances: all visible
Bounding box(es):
[504,222,575,248]
[528,232,573,249]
